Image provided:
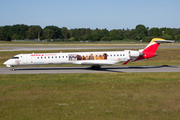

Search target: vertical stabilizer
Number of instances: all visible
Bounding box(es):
[135,38,174,61]
[142,38,164,53]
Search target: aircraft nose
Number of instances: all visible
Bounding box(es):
[3,61,8,65]
[3,60,12,67]
[3,60,10,65]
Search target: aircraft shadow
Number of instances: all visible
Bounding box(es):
[14,65,177,73]
[99,65,178,72]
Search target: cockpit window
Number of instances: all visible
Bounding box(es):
[11,57,19,59]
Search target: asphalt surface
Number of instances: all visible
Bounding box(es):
[0,45,179,51]
[0,66,180,74]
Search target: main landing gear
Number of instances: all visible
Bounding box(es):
[91,65,101,70]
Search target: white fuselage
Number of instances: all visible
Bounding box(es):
[4,51,136,67]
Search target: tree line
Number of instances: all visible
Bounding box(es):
[0,24,180,42]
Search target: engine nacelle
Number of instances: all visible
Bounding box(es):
[129,51,143,57]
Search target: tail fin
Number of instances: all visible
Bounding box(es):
[138,38,174,59]
[123,38,174,64]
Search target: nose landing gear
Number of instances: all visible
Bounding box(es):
[11,66,16,71]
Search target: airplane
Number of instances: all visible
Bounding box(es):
[3,38,174,71]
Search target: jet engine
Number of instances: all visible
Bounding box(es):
[129,50,144,57]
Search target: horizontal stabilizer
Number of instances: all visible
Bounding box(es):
[153,40,175,43]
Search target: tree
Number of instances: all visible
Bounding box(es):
[86,28,91,35]
[69,29,79,38]
[91,28,107,41]
[43,26,62,39]
[109,30,116,38]
[26,25,42,39]
[162,34,173,40]
[79,28,86,38]
[134,24,147,39]
[12,34,24,40]
[101,36,111,41]
[175,34,180,41]
[114,29,125,40]
[129,29,136,39]
[1,26,12,41]
[160,28,174,39]
[61,27,69,39]
[149,27,160,37]
[0,27,5,40]
[10,24,28,39]
[172,28,180,35]
[43,29,54,39]
[101,28,109,37]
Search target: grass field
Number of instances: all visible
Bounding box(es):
[0,73,180,120]
[0,45,180,119]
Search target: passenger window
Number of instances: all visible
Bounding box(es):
[41,57,43,59]
[117,54,119,56]
[59,56,61,58]
[55,56,57,58]
[66,56,68,58]
[37,57,39,59]
[123,54,125,56]
[48,56,50,58]
[44,57,46,59]
[62,56,64,58]
[114,54,115,56]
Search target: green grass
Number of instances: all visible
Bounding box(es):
[0,73,180,120]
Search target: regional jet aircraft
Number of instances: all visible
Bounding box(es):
[3,38,174,70]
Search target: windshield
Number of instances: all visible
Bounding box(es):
[11,57,19,59]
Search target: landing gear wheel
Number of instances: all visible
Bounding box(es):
[12,68,16,71]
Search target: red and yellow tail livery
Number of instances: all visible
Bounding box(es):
[134,38,174,61]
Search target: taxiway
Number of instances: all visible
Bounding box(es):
[0,66,180,74]
[0,45,179,51]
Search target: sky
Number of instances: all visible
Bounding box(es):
[0,0,180,30]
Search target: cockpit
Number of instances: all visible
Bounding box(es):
[11,57,19,59]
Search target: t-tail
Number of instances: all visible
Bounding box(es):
[122,38,174,65]
[135,38,174,61]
